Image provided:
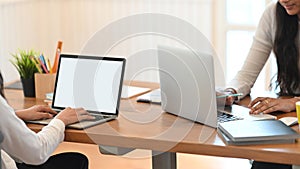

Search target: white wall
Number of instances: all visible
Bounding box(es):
[0,0,213,83]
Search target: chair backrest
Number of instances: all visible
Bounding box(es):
[0,131,3,169]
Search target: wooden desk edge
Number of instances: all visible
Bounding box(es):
[6,82,300,165]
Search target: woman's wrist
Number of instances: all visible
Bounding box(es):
[287,97,300,112]
[225,88,239,101]
[225,88,237,94]
[15,110,26,120]
[294,96,300,101]
[292,97,300,105]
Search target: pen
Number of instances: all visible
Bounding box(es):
[39,54,48,70]
[31,57,43,73]
[38,58,49,74]
[216,93,243,98]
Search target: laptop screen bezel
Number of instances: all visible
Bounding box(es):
[51,54,126,116]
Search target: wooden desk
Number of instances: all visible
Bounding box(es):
[4,82,300,168]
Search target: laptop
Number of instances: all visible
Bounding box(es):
[28,54,126,129]
[157,45,275,128]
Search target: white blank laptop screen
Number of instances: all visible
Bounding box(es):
[53,55,124,114]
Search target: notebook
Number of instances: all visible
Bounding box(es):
[27,54,126,129]
[157,45,275,128]
[217,119,300,145]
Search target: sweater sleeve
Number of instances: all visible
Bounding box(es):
[227,2,276,99]
[0,96,65,165]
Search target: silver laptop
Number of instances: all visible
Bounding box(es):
[157,45,275,128]
[28,54,126,129]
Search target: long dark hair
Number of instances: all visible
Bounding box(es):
[273,2,300,95]
[0,71,4,98]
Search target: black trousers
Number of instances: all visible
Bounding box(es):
[251,161,292,169]
[16,152,88,169]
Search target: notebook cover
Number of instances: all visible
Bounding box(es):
[218,119,300,142]
[217,128,296,145]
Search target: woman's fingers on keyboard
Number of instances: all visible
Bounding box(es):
[75,108,95,118]
[78,114,95,121]
[75,108,87,115]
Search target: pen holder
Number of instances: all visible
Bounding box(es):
[34,73,56,99]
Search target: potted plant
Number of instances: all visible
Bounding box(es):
[10,49,39,97]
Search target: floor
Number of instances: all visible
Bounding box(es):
[53,142,251,169]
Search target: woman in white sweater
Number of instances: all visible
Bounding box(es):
[220,0,300,169]
[0,72,94,169]
[224,0,300,114]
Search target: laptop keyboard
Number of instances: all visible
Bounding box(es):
[87,114,111,121]
[217,111,243,123]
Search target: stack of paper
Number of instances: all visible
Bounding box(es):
[121,85,151,99]
[217,119,300,145]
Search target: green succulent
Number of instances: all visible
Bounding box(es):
[10,49,39,79]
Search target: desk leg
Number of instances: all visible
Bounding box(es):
[152,151,176,169]
[98,145,135,155]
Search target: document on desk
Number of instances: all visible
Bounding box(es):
[121,85,151,99]
[217,119,300,145]
[136,89,161,104]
